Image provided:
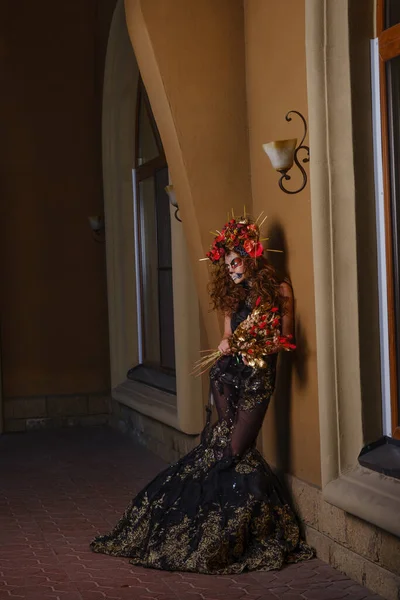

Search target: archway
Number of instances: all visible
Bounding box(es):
[103,0,204,435]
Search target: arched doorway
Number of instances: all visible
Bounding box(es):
[103,0,204,438]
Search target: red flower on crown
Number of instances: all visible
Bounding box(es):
[205,216,264,264]
[243,239,264,257]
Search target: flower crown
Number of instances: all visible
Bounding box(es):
[203,213,270,264]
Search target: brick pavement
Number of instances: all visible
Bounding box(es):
[0,427,383,600]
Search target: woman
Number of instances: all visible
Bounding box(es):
[90,216,314,574]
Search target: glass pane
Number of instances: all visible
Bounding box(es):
[155,168,172,268]
[386,53,400,422]
[137,86,160,166]
[386,0,400,28]
[159,269,175,370]
[155,167,175,370]
[139,177,160,365]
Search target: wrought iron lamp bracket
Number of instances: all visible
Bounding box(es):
[278,111,310,195]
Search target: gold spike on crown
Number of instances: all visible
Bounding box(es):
[200,210,282,264]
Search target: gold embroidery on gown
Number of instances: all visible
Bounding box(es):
[90,300,314,573]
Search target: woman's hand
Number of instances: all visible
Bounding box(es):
[218,337,231,354]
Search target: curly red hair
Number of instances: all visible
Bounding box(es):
[208,255,284,314]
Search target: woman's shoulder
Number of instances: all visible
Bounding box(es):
[279,280,293,299]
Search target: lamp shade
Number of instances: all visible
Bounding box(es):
[88,215,104,232]
[262,139,297,171]
[164,184,178,208]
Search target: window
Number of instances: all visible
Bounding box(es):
[130,78,176,392]
[378,0,400,438]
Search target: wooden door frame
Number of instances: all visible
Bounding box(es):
[377,0,400,437]
[134,77,170,372]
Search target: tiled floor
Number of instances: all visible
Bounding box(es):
[0,427,383,600]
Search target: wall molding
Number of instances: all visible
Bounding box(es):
[306,0,380,488]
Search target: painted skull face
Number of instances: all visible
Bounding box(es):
[225,251,246,284]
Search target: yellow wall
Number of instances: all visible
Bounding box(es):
[125,0,252,348]
[124,0,321,483]
[245,0,321,485]
[0,0,116,397]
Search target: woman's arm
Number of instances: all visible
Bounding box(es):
[218,314,232,354]
[279,281,295,338]
[223,314,232,339]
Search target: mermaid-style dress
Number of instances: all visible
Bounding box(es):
[90,297,314,574]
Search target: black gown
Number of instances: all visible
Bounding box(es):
[90,296,314,574]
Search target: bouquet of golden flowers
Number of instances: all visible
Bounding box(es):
[193,297,296,376]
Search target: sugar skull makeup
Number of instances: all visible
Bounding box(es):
[225,252,246,284]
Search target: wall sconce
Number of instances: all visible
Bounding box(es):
[88,215,105,243]
[262,110,310,195]
[164,185,182,222]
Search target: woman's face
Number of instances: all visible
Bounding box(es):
[225,251,246,284]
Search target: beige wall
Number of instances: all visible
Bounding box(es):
[125,0,252,349]
[0,0,116,397]
[348,0,381,445]
[244,0,321,485]
[124,0,321,481]
[102,0,139,387]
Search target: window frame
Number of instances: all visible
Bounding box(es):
[134,78,175,376]
[377,0,400,438]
